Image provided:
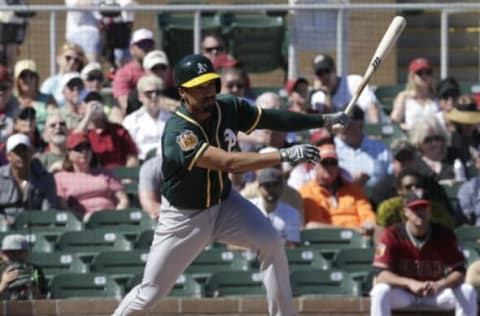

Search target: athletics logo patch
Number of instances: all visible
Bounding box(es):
[197,62,208,74]
[177,130,198,151]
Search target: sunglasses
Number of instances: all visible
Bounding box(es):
[135,40,155,50]
[315,68,332,76]
[49,121,66,128]
[20,71,37,79]
[416,69,433,76]
[423,135,444,144]
[151,64,167,72]
[87,74,104,82]
[143,89,163,98]
[321,158,338,167]
[403,183,422,191]
[65,55,82,64]
[72,143,90,152]
[204,46,224,53]
[226,81,245,89]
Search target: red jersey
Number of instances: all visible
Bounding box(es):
[373,223,465,281]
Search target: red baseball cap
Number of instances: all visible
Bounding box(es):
[285,77,309,96]
[66,132,89,150]
[213,53,241,70]
[404,190,430,209]
[318,144,337,161]
[409,57,432,73]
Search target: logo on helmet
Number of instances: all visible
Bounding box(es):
[197,63,208,74]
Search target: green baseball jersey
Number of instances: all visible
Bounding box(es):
[161,94,261,209]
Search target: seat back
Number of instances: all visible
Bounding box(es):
[205,270,266,297]
[185,249,249,278]
[455,226,480,246]
[28,252,88,282]
[332,248,375,273]
[91,250,148,276]
[56,230,132,256]
[127,273,204,298]
[290,269,360,297]
[300,228,368,259]
[285,248,329,271]
[12,210,82,232]
[49,273,123,299]
[85,209,154,231]
[135,229,153,250]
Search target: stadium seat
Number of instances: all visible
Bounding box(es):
[204,270,266,297]
[48,273,123,299]
[90,250,149,287]
[110,166,140,182]
[56,230,132,262]
[456,226,480,248]
[290,268,361,297]
[374,84,404,115]
[127,273,204,298]
[85,209,154,231]
[462,245,480,266]
[28,252,88,283]
[135,229,153,250]
[10,233,54,253]
[286,248,330,271]
[300,228,370,260]
[332,248,375,290]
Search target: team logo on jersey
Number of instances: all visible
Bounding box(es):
[224,128,237,152]
[177,130,198,151]
[375,243,386,257]
[197,62,208,74]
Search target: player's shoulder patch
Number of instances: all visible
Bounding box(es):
[176,130,198,151]
[375,243,387,258]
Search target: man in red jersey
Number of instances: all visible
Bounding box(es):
[370,189,477,316]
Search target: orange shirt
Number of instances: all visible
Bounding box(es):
[299,180,376,228]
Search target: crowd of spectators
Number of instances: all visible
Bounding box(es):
[1,4,480,313]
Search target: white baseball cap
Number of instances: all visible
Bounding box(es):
[6,133,31,152]
[1,234,28,251]
[143,50,169,70]
[130,28,154,45]
[60,72,82,91]
[80,62,102,80]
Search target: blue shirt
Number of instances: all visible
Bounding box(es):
[458,177,480,225]
[334,135,392,187]
[40,74,65,107]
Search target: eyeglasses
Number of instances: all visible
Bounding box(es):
[65,55,82,64]
[416,69,433,76]
[423,135,444,144]
[321,158,338,167]
[226,81,245,90]
[315,68,332,76]
[72,143,90,152]
[86,74,104,82]
[403,183,422,190]
[48,121,66,128]
[143,89,163,98]
[204,46,224,53]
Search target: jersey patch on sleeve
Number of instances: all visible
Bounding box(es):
[176,130,198,152]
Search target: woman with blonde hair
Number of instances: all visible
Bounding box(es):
[14,59,57,132]
[390,57,439,130]
[40,43,86,107]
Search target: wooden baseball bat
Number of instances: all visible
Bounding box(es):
[332,16,407,132]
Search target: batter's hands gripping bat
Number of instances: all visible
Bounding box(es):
[332,16,407,132]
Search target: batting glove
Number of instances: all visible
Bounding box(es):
[323,112,350,129]
[279,144,320,164]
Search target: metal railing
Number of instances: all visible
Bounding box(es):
[2,2,480,79]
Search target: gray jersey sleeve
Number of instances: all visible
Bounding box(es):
[139,156,163,192]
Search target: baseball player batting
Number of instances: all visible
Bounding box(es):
[112,54,348,316]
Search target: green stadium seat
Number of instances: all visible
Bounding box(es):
[28,252,88,283]
[10,233,54,253]
[285,248,330,271]
[204,270,266,297]
[374,84,404,115]
[48,273,123,299]
[127,273,204,298]
[456,226,480,248]
[110,166,140,182]
[300,228,370,260]
[90,250,149,287]
[224,14,286,73]
[85,209,154,231]
[332,248,375,289]
[56,230,132,262]
[462,245,480,266]
[290,268,361,297]
[135,229,153,250]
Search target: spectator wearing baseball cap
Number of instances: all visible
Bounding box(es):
[299,143,376,235]
[0,234,47,299]
[81,62,104,92]
[58,72,85,129]
[390,57,438,131]
[73,90,139,168]
[247,167,301,248]
[0,133,59,225]
[113,28,156,116]
[310,53,381,123]
[13,107,45,153]
[40,43,86,107]
[0,65,19,143]
[14,59,57,134]
[54,131,129,221]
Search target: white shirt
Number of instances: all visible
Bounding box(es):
[311,74,378,115]
[65,0,100,39]
[404,97,439,130]
[249,197,301,243]
[123,107,171,160]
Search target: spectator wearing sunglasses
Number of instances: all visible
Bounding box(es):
[0,65,19,143]
[58,73,86,129]
[123,74,171,161]
[73,90,139,168]
[38,111,69,173]
[220,67,255,105]
[54,131,129,221]
[201,34,226,63]
[391,57,439,131]
[40,43,86,107]
[13,60,57,134]
[409,116,454,181]
[113,28,155,116]
[299,143,376,236]
[376,168,455,229]
[310,53,381,123]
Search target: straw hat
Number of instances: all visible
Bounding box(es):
[445,97,480,125]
